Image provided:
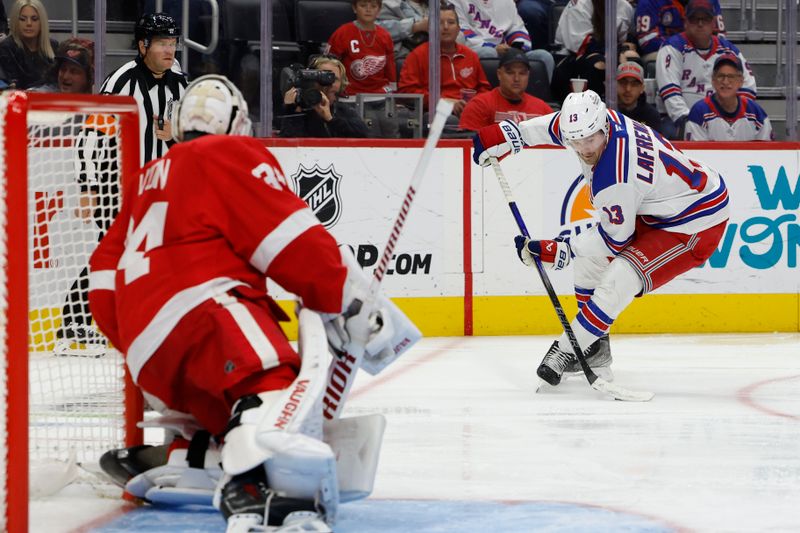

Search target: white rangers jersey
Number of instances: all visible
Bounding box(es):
[516,110,730,259]
[685,95,773,141]
[554,0,633,54]
[452,0,533,51]
[656,33,756,122]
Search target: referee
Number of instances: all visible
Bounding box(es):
[100,12,188,165]
[56,13,188,354]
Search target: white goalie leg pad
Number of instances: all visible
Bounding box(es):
[323,414,386,502]
[126,433,222,506]
[221,308,339,522]
[325,246,421,376]
[221,308,331,476]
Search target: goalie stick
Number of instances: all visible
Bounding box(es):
[488,156,654,402]
[322,99,456,420]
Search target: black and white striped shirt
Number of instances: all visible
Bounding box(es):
[99,57,188,166]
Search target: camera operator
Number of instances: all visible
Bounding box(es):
[279,56,369,138]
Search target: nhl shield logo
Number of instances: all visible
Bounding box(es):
[290,164,343,228]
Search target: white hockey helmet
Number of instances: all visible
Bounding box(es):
[559,89,609,142]
[172,74,252,142]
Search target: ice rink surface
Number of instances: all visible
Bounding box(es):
[31,333,800,533]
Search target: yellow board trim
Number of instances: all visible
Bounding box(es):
[276,297,467,340]
[32,294,799,348]
[473,294,800,334]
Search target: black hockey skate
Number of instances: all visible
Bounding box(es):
[99,444,169,489]
[537,341,576,386]
[565,334,614,381]
[220,465,330,532]
[54,324,106,358]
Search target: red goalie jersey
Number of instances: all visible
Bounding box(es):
[88,136,347,390]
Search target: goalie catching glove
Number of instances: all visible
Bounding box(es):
[514,235,573,271]
[324,248,421,375]
[472,120,526,167]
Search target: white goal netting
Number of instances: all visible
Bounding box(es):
[27,110,127,489]
[1,93,142,531]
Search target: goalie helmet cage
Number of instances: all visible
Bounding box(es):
[0,92,144,533]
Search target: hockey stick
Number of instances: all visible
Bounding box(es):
[488,156,654,402]
[323,99,456,420]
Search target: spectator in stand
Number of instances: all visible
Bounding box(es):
[656,0,756,138]
[551,0,634,101]
[635,0,725,62]
[328,0,398,137]
[377,0,430,61]
[459,48,552,130]
[280,55,369,138]
[516,0,553,51]
[328,0,397,96]
[685,53,773,141]
[451,0,555,82]
[34,38,100,356]
[0,0,57,89]
[398,1,490,118]
[30,37,94,93]
[615,61,673,137]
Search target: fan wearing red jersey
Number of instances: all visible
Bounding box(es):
[327,0,397,96]
[89,75,418,532]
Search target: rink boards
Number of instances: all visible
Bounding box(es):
[263,139,800,337]
[26,139,800,343]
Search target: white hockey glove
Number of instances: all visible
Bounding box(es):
[514,235,573,271]
[472,120,526,167]
[324,248,421,375]
[126,432,222,506]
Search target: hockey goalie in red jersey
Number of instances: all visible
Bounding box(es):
[89,74,420,532]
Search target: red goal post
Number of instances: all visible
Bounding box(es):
[1,92,144,533]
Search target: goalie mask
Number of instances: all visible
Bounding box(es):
[172,75,253,142]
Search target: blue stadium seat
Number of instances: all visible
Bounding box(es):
[645,60,657,79]
[223,0,294,42]
[295,1,354,43]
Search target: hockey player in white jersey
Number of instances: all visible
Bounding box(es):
[655,0,755,134]
[685,53,773,141]
[471,90,730,386]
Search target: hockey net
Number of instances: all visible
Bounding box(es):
[0,92,144,532]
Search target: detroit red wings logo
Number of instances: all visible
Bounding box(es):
[350,55,387,80]
[459,67,474,78]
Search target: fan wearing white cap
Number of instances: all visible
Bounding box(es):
[472,89,730,390]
